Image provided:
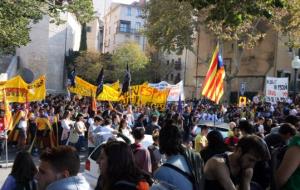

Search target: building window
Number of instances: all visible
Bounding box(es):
[137,8,142,16]
[166,74,169,80]
[167,60,169,65]
[127,7,131,16]
[119,20,130,33]
[136,22,141,31]
[175,73,181,83]
[171,59,174,64]
[170,74,174,80]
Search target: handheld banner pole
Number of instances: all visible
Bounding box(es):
[5,130,8,168]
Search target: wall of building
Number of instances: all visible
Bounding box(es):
[87,19,100,51]
[103,3,146,53]
[16,13,81,93]
[16,16,50,82]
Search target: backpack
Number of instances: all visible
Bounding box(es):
[182,148,204,190]
[148,145,160,172]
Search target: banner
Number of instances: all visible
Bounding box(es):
[0,76,28,103]
[265,77,288,104]
[107,81,120,91]
[148,81,170,90]
[167,81,185,101]
[120,85,142,105]
[27,75,46,102]
[69,76,97,97]
[140,85,169,110]
[149,81,185,101]
[69,76,120,101]
[97,85,120,102]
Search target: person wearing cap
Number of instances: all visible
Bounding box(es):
[204,135,271,190]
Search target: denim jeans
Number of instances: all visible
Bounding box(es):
[76,135,85,150]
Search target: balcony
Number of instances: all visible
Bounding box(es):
[117,26,142,34]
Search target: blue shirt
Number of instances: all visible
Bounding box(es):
[1,175,16,190]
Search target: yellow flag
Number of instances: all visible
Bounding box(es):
[28,75,46,101]
[69,76,97,97]
[107,81,120,91]
[0,76,28,103]
[97,85,120,102]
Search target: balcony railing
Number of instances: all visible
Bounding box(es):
[117,26,142,34]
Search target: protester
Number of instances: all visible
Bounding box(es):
[131,127,152,174]
[201,130,229,163]
[88,116,103,154]
[276,134,300,190]
[60,110,74,145]
[145,115,161,135]
[147,129,163,173]
[194,125,209,152]
[36,145,91,190]
[204,135,270,190]
[154,124,204,190]
[95,140,151,190]
[1,151,37,190]
[74,114,87,151]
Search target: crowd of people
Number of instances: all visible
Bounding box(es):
[0,94,299,190]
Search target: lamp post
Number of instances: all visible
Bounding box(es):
[291,56,300,102]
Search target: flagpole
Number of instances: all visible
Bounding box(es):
[214,41,220,127]
[5,129,8,168]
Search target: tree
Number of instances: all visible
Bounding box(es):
[74,51,102,84]
[112,42,149,83]
[144,0,196,54]
[79,23,88,51]
[144,0,298,102]
[0,0,94,54]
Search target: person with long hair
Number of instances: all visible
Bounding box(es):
[1,151,37,190]
[95,141,151,190]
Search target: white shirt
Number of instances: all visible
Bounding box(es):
[76,121,86,136]
[88,124,98,148]
[61,119,74,141]
[18,120,27,130]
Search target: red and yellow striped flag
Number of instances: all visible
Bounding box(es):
[2,89,13,131]
[201,45,225,104]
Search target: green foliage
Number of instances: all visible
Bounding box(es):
[0,0,95,54]
[271,0,300,48]
[67,0,95,24]
[144,0,295,52]
[74,51,102,84]
[79,23,87,51]
[112,42,149,82]
[144,0,196,54]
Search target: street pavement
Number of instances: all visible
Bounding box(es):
[0,145,89,187]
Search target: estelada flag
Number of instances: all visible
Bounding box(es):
[201,44,225,104]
